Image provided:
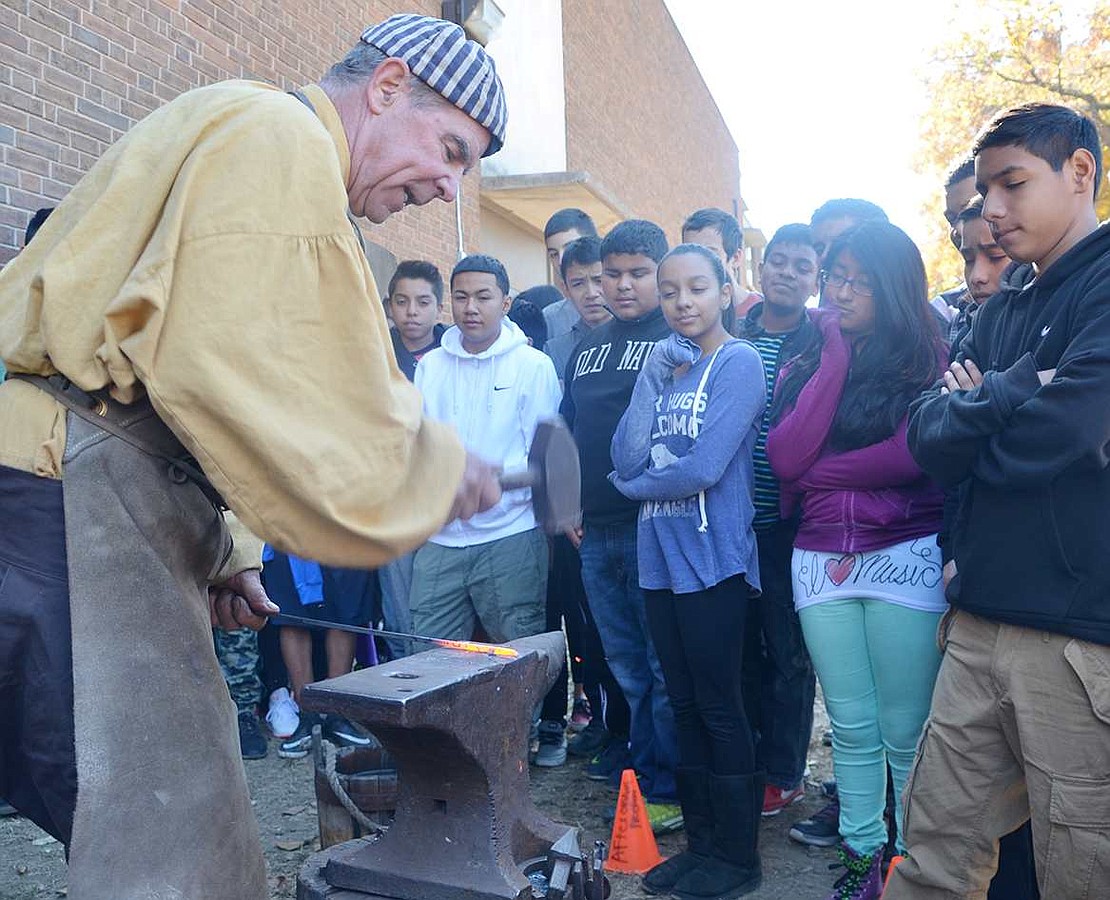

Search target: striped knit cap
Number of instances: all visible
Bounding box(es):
[361,14,507,157]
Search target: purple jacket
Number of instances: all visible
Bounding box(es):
[766,312,943,554]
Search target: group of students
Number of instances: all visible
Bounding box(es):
[622,100,1108,900]
[212,100,1106,900]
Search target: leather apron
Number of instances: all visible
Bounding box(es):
[33,378,268,899]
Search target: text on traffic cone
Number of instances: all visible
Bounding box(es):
[604,768,665,875]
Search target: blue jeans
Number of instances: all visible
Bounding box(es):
[742,522,815,788]
[579,521,677,801]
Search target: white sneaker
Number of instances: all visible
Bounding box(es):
[266,687,300,739]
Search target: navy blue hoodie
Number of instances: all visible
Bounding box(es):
[908,222,1110,645]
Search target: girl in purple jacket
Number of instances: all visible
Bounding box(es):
[767,222,946,900]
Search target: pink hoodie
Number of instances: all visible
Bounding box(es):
[767,310,943,554]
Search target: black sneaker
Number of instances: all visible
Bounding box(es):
[238,710,268,760]
[586,737,631,782]
[533,720,567,767]
[325,714,374,747]
[788,797,841,848]
[567,718,609,759]
[279,712,323,759]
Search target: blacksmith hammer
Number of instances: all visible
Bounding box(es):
[500,417,580,534]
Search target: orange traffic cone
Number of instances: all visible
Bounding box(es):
[604,768,665,875]
[882,854,906,895]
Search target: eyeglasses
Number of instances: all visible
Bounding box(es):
[821,271,874,298]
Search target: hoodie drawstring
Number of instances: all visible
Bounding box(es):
[690,344,724,533]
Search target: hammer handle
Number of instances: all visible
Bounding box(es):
[499,467,537,491]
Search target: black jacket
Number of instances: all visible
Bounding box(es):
[560,307,671,527]
[908,222,1110,644]
[734,302,820,369]
[390,323,446,382]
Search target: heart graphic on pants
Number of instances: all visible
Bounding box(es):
[824,554,856,587]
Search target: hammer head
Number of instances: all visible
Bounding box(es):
[528,417,581,534]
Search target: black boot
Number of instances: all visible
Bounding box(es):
[642,767,713,895]
[672,772,763,900]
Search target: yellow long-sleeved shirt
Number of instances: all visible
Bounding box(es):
[0,81,465,571]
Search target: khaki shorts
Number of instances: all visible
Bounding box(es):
[410,527,548,643]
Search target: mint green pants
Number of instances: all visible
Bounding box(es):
[799,599,943,855]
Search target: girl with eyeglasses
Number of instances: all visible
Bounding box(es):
[766,222,947,900]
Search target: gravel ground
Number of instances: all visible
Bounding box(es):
[0,702,838,899]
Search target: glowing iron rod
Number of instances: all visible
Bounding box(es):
[272,613,518,658]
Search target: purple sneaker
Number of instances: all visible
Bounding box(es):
[824,844,883,900]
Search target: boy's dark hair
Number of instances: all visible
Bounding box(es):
[559,235,603,283]
[764,223,816,258]
[681,207,742,257]
[387,259,444,304]
[661,243,729,288]
[544,208,598,239]
[24,207,53,246]
[973,103,1102,198]
[507,299,548,348]
[515,284,563,311]
[945,157,976,189]
[600,219,669,264]
[810,198,889,227]
[955,196,986,225]
[451,254,510,296]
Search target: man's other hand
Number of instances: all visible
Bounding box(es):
[449,451,502,522]
[209,569,280,631]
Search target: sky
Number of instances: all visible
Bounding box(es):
[664,0,956,249]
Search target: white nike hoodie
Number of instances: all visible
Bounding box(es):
[414,320,562,547]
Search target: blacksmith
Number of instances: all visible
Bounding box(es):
[0,15,505,899]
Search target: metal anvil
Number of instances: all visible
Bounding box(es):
[297,631,571,900]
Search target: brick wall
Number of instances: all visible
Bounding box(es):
[0,0,480,277]
[561,0,741,246]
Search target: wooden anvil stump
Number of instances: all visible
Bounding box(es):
[297,631,572,900]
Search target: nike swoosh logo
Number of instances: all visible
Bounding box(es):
[493,385,511,391]
[1041,325,1051,337]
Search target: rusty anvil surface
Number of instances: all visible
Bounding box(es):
[297,631,570,900]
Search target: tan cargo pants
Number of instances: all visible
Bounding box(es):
[884,610,1110,899]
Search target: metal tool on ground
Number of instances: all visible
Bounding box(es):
[520,830,610,900]
[274,613,519,658]
[297,631,591,900]
[499,417,581,534]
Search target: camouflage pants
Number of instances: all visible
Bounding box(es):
[213,627,263,713]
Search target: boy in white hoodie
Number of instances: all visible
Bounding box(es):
[411,255,562,643]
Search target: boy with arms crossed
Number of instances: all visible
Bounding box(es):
[892,103,1110,900]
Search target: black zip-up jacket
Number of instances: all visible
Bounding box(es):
[908,222,1110,645]
[560,307,671,527]
[734,301,820,365]
[390,323,446,382]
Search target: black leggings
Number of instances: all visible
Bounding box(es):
[644,574,755,775]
